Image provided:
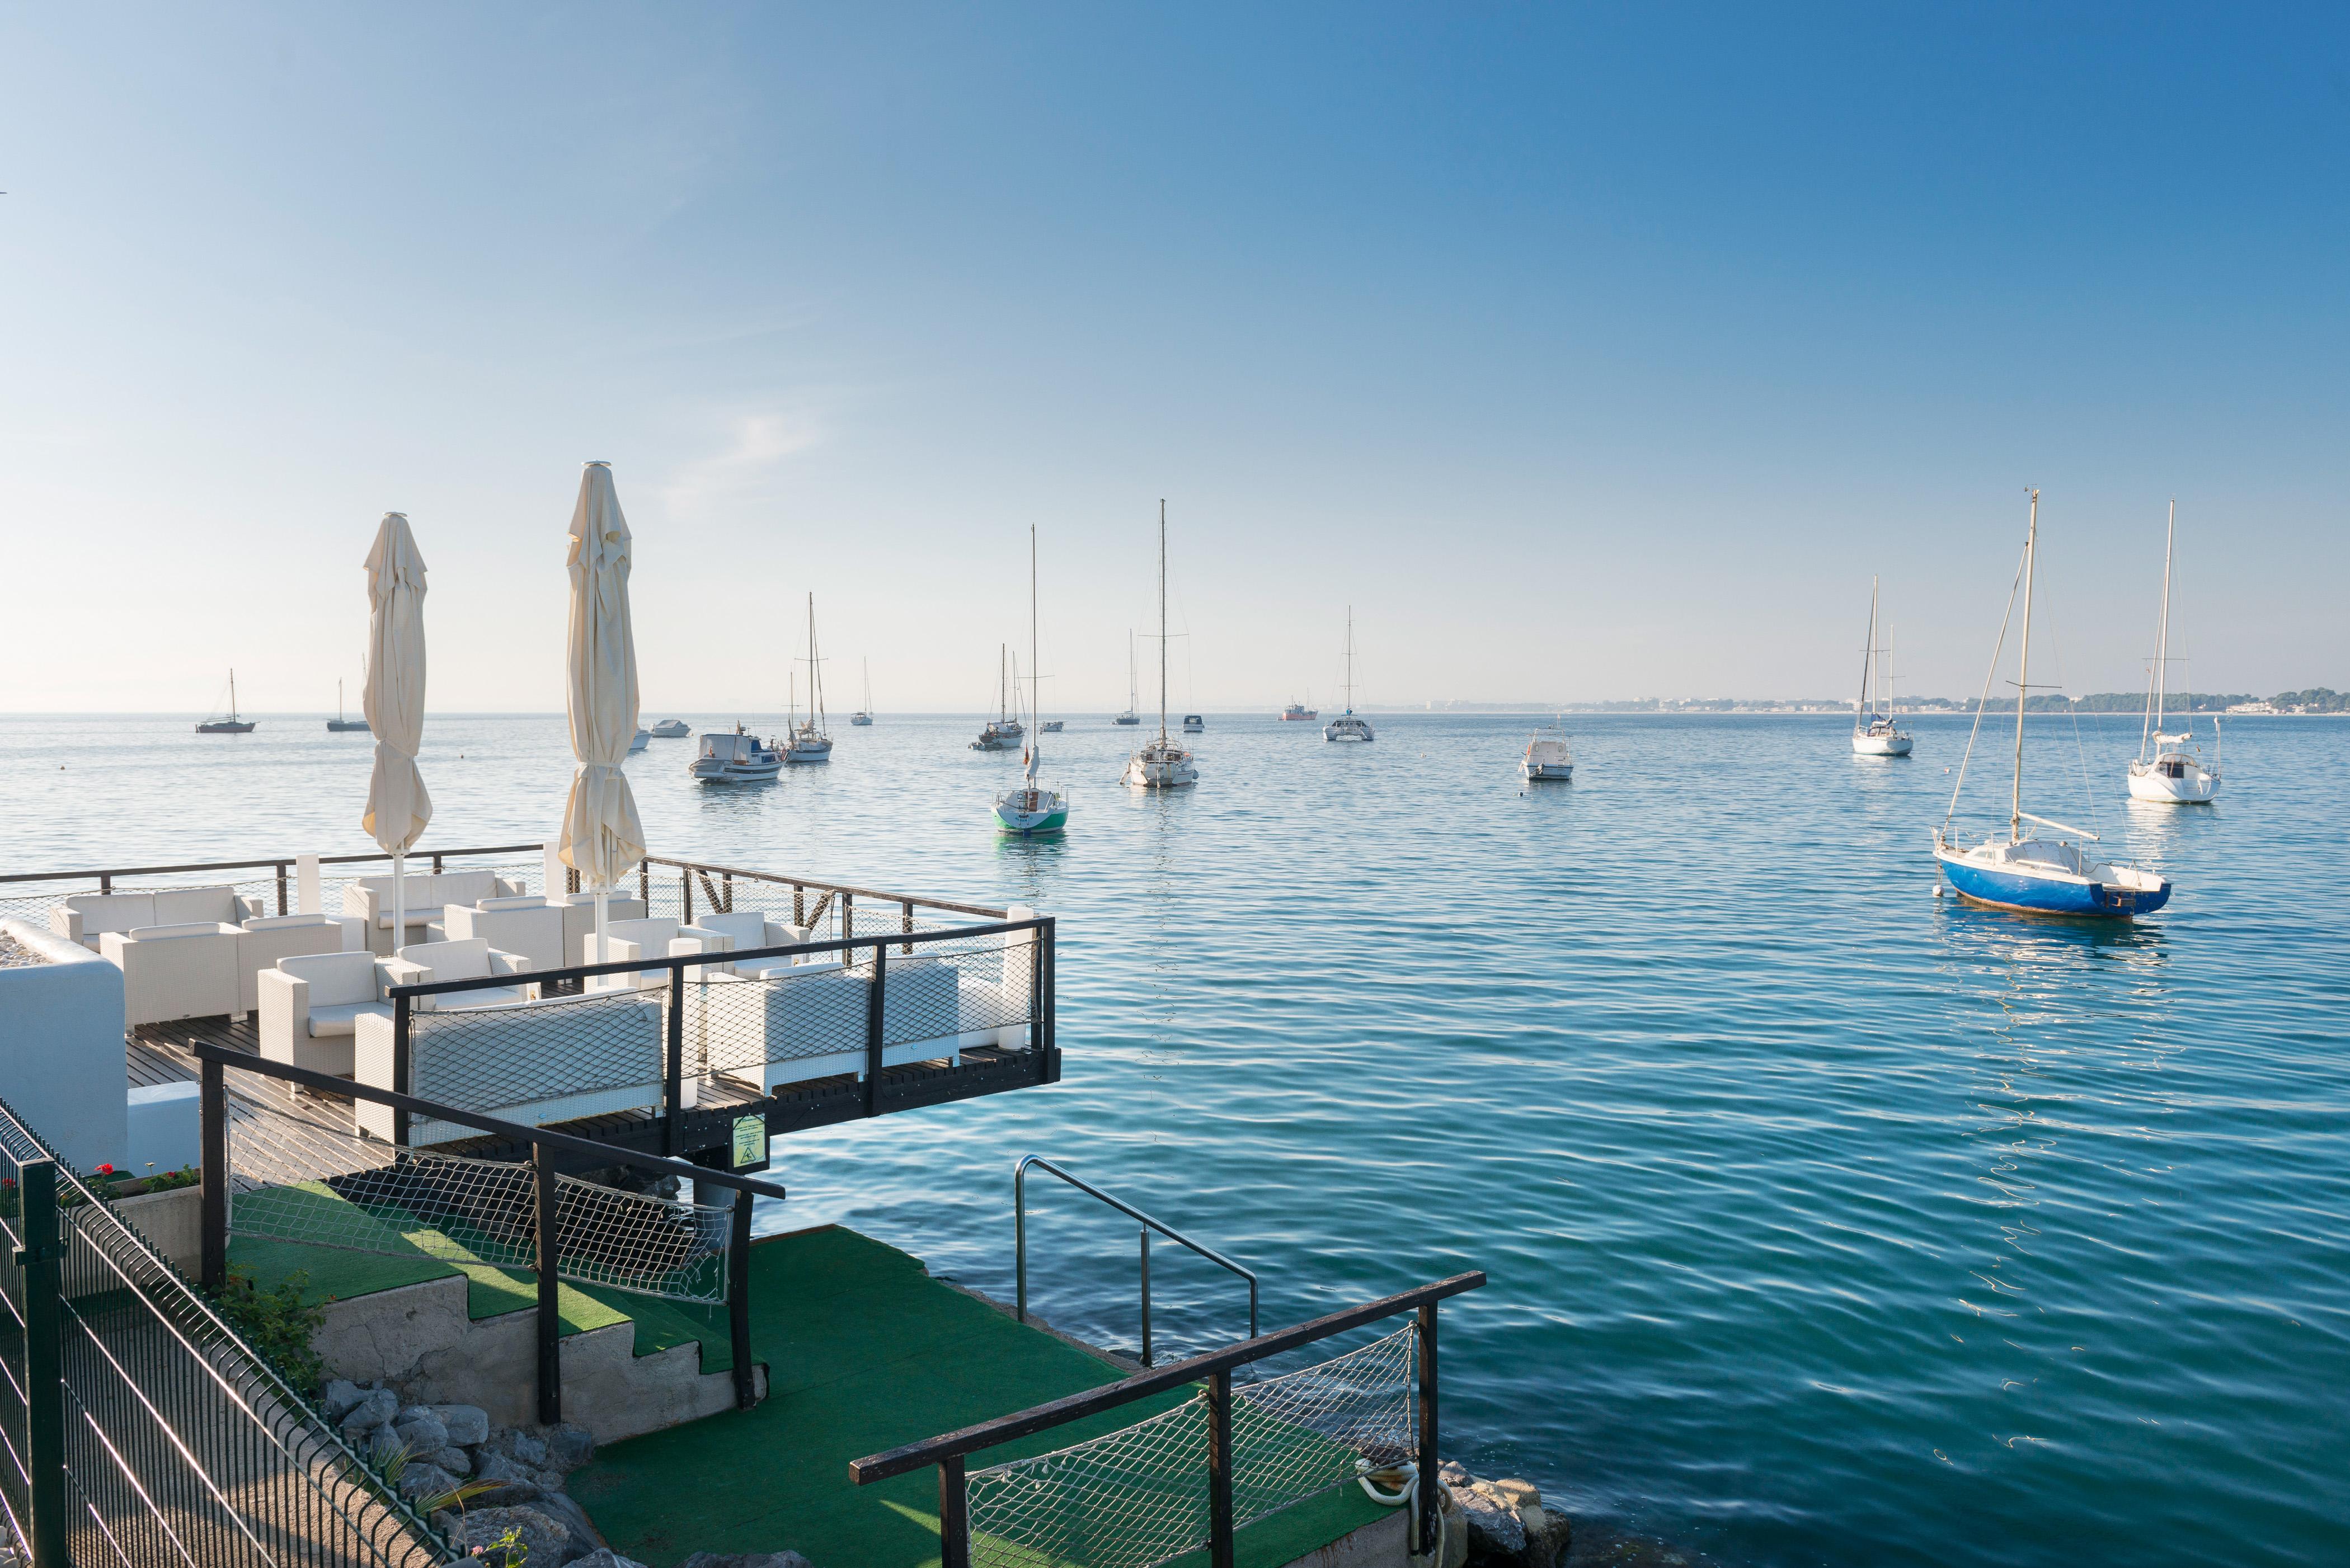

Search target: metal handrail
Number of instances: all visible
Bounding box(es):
[1015,1154,1258,1367]
[0,841,544,885]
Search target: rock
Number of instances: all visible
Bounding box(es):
[1489,1478,1541,1514]
[503,1429,551,1468]
[392,1410,449,1455]
[545,1422,595,1471]
[445,1506,572,1568]
[339,1388,398,1439]
[393,1463,458,1504]
[1523,1505,1571,1567]
[429,1404,490,1447]
[466,1451,546,1505]
[367,1427,405,1466]
[320,1379,366,1423]
[1443,1477,1525,1560]
[1439,1461,1473,1488]
[570,1553,648,1568]
[431,1447,473,1477]
[529,1490,603,1555]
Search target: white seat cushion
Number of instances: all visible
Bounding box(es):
[279,949,384,1007]
[435,985,533,1012]
[309,1001,392,1038]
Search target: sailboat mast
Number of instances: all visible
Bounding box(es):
[2011,489,2038,843]
[1344,608,1353,712]
[2154,498,2174,741]
[229,669,238,722]
[1858,578,1878,721]
[1158,500,1168,741]
[1029,525,1041,741]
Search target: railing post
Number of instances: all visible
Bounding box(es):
[1014,1163,1028,1325]
[1139,1227,1153,1368]
[682,865,693,927]
[391,992,412,1147]
[863,939,886,1118]
[640,861,650,907]
[535,1141,561,1425]
[1417,1301,1440,1556]
[665,964,687,1157]
[99,873,112,896]
[793,883,804,926]
[729,1185,756,1409]
[842,891,853,945]
[1040,917,1058,1077]
[17,1160,69,1568]
[938,1454,971,1568]
[200,1057,227,1289]
[431,851,444,873]
[1207,1369,1235,1568]
[722,872,734,913]
[901,899,914,956]
[275,860,289,915]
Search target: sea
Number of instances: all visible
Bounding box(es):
[2,709,2345,1567]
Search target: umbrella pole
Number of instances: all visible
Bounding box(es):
[392,850,406,959]
[594,885,610,966]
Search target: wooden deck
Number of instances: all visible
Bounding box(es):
[131,1016,1060,1190]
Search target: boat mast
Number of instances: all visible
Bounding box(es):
[2011,489,2038,843]
[229,669,238,722]
[1029,524,1042,789]
[2152,498,2175,750]
[1157,500,1168,742]
[1858,578,1878,723]
[806,593,825,729]
[1344,608,1354,713]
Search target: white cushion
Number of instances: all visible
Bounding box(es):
[396,938,494,982]
[309,1001,390,1038]
[478,895,547,911]
[152,886,247,925]
[695,911,770,950]
[278,950,383,1007]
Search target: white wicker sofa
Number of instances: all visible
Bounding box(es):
[51,885,261,950]
[353,986,666,1146]
[342,870,525,955]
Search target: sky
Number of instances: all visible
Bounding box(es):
[2,4,2343,713]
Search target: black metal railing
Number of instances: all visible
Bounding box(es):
[0,1095,450,1568]
[850,1272,1486,1568]
[191,1045,789,1424]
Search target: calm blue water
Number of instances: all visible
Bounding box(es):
[4,710,2346,1566]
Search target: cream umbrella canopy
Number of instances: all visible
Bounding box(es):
[558,462,646,963]
[361,513,432,949]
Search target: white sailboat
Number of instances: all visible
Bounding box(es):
[1851,577,1914,756]
[972,646,1025,750]
[997,526,1071,834]
[327,678,369,733]
[784,594,834,763]
[1323,609,1374,742]
[1123,502,1198,788]
[1113,633,1140,725]
[850,658,875,726]
[2128,501,2220,803]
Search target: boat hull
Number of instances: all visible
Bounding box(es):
[1323,718,1375,742]
[784,746,832,764]
[1852,731,1912,756]
[196,722,255,733]
[326,720,370,732]
[1521,762,1573,781]
[848,714,873,726]
[2127,761,2219,803]
[1112,716,1140,726]
[1935,848,2170,917]
[994,794,1070,834]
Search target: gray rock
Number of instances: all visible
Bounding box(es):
[544,1422,595,1471]
[445,1506,571,1568]
[368,1427,406,1467]
[320,1379,366,1423]
[1444,1479,1525,1557]
[1439,1461,1473,1487]
[339,1388,398,1439]
[393,1463,458,1504]
[430,1447,472,1477]
[392,1411,449,1455]
[1524,1505,1571,1567]
[474,1451,535,1485]
[529,1490,603,1554]
[429,1404,490,1447]
[504,1429,550,1468]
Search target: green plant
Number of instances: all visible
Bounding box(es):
[420,1478,500,1515]
[469,1525,528,1568]
[210,1266,328,1395]
[142,1165,202,1193]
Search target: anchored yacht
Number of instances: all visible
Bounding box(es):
[2127,501,2220,803]
[1123,503,1199,788]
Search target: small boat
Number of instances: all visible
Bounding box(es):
[197,670,256,733]
[327,678,369,733]
[1123,502,1199,788]
[1323,610,1374,742]
[997,526,1071,835]
[1521,725,1574,781]
[850,659,875,726]
[1040,720,1064,733]
[2127,501,2220,803]
[784,594,834,763]
[1280,700,1318,722]
[1182,714,1205,733]
[690,724,783,782]
[972,644,1025,750]
[1935,491,2171,918]
[649,719,690,738]
[628,727,651,754]
[1113,632,1141,725]
[1851,577,1914,756]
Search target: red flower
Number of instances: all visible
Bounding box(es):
[96,1164,115,1175]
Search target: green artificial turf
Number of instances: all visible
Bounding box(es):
[568,1226,1388,1568]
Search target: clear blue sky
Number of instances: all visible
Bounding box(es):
[3,4,2342,712]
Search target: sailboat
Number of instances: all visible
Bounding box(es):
[1113,633,1140,725]
[850,659,875,726]
[1934,491,2172,917]
[327,678,369,732]
[784,595,834,763]
[197,670,256,733]
[972,646,1024,750]
[2127,501,2220,803]
[1322,610,1374,742]
[1851,577,1913,756]
[996,526,1071,835]
[1122,502,1199,788]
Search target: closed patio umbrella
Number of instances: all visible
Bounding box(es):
[361,513,431,948]
[558,462,646,963]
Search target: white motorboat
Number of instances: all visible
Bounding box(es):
[850,658,875,726]
[1851,577,1913,756]
[996,526,1071,835]
[327,677,369,732]
[1113,632,1140,725]
[690,724,783,782]
[1521,726,1574,781]
[1934,491,2171,917]
[1323,609,1374,742]
[2127,501,2220,803]
[628,727,651,754]
[1123,502,1199,788]
[649,718,690,738]
[784,594,834,763]
[972,644,1026,750]
[1182,714,1205,733]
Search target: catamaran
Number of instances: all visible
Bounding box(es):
[1123,502,1199,788]
[1113,632,1140,725]
[2127,501,2221,803]
[1323,610,1374,742]
[197,670,256,733]
[997,526,1070,835]
[784,594,834,763]
[1851,577,1913,756]
[972,645,1025,750]
[850,658,875,726]
[1934,491,2172,917]
[326,678,369,733]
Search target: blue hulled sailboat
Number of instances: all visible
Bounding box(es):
[1933,490,2172,919]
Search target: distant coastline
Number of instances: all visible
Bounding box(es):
[1365,688,2347,717]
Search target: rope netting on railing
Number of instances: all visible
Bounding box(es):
[228,1103,734,1303]
[964,1323,1419,1568]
